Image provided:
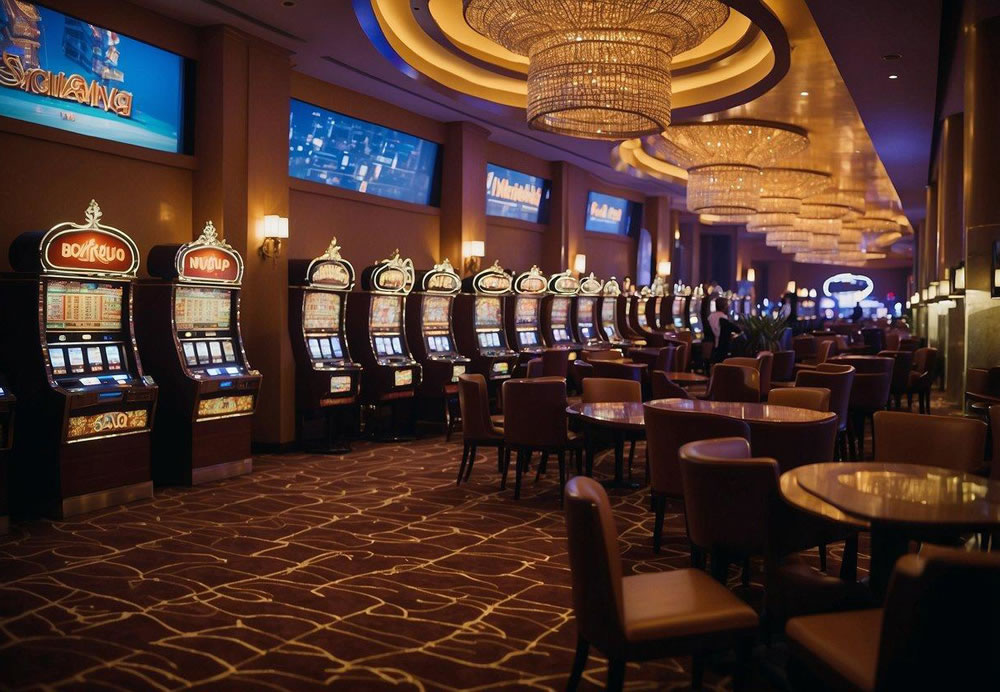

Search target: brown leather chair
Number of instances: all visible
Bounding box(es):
[873,411,987,474]
[795,367,855,461]
[665,332,693,372]
[643,404,750,552]
[877,349,914,410]
[653,345,676,373]
[787,547,1000,692]
[456,374,504,485]
[705,364,760,403]
[898,336,921,351]
[526,359,544,378]
[571,359,593,385]
[767,386,831,412]
[884,332,901,351]
[723,352,772,400]
[751,412,838,472]
[770,349,797,386]
[592,360,644,384]
[541,348,570,378]
[650,371,691,400]
[906,347,938,413]
[501,378,582,500]
[992,405,1000,481]
[795,339,834,372]
[832,355,894,460]
[582,377,643,480]
[563,475,758,691]
[792,334,816,363]
[581,349,622,362]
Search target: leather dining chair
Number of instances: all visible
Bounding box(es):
[653,345,676,373]
[665,334,692,372]
[877,349,914,410]
[873,411,988,474]
[591,360,644,384]
[898,336,921,351]
[679,438,870,628]
[563,475,759,692]
[792,334,816,363]
[643,404,750,553]
[906,347,938,413]
[767,386,831,413]
[582,349,621,362]
[832,356,894,460]
[786,547,1000,692]
[501,378,582,501]
[456,374,504,486]
[650,371,691,400]
[571,360,593,386]
[795,367,855,461]
[795,339,834,372]
[723,352,772,399]
[705,364,760,403]
[582,378,642,480]
[885,331,901,351]
[770,350,797,387]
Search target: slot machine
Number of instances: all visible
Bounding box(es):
[671,289,690,329]
[405,258,470,415]
[597,278,639,349]
[346,251,421,435]
[688,289,705,339]
[505,265,548,363]
[572,272,604,346]
[134,222,261,486]
[288,238,361,452]
[455,261,519,381]
[645,276,669,331]
[541,270,582,355]
[627,287,666,346]
[1,200,157,517]
[0,377,13,534]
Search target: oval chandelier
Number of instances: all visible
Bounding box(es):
[747,167,831,233]
[463,0,730,139]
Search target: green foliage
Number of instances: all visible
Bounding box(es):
[738,313,788,354]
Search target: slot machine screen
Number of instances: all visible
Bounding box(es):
[105,345,122,370]
[550,297,570,326]
[601,299,615,324]
[474,297,503,328]
[371,295,402,331]
[673,298,685,327]
[515,297,539,325]
[46,280,123,332]
[303,291,342,331]
[422,296,450,330]
[578,298,595,324]
[175,287,232,331]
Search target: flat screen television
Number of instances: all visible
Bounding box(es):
[0,2,188,153]
[485,163,551,223]
[288,98,441,206]
[585,191,641,235]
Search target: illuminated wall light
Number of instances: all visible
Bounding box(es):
[574,253,587,275]
[657,260,671,277]
[259,214,289,262]
[993,241,1000,298]
[953,263,966,293]
[462,240,486,276]
[786,280,796,295]
[809,288,817,298]
[927,282,938,300]
[746,267,755,283]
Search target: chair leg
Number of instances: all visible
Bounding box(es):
[535,452,549,482]
[514,449,526,499]
[500,447,512,490]
[558,450,566,505]
[924,390,931,414]
[907,392,913,411]
[457,443,470,486]
[497,445,503,473]
[606,658,626,692]
[741,557,752,588]
[575,447,583,476]
[840,533,858,582]
[691,654,705,690]
[464,444,479,482]
[653,494,666,553]
[818,542,827,573]
[566,636,588,691]
[626,439,636,481]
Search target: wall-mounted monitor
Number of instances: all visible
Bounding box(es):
[485,163,551,223]
[0,2,188,153]
[288,98,441,206]
[585,191,640,235]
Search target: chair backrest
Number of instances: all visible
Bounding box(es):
[583,349,622,363]
[582,377,642,404]
[650,371,691,400]
[591,360,644,383]
[679,438,777,557]
[541,349,570,378]
[563,476,625,655]
[526,358,544,378]
[571,360,594,385]
[706,364,760,403]
[898,337,921,352]
[756,351,773,395]
[795,367,855,431]
[877,350,915,394]
[815,363,853,374]
[873,411,987,473]
[664,337,690,372]
[643,404,751,496]
[991,405,1000,480]
[912,347,936,375]
[792,334,816,361]
[458,374,496,440]
[875,548,1000,691]
[836,357,893,409]
[767,386,831,412]
[885,332,901,351]
[751,414,839,472]
[502,378,569,448]
[771,350,796,382]
[653,346,675,373]
[862,327,886,352]
[814,339,834,364]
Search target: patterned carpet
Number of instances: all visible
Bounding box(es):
[0,432,866,691]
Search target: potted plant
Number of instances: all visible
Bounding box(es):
[738,313,789,355]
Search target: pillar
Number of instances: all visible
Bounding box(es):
[936,113,965,401]
[440,122,489,273]
[964,14,1000,372]
[546,162,584,273]
[643,195,673,281]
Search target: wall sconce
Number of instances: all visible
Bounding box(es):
[938,270,952,298]
[574,253,587,275]
[657,260,671,277]
[746,267,755,283]
[920,287,928,302]
[993,240,1000,298]
[462,240,485,276]
[952,262,965,295]
[786,280,796,295]
[911,292,920,305]
[927,282,938,300]
[259,214,288,262]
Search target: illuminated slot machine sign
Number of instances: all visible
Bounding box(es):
[134,221,261,485]
[2,200,157,516]
[405,258,470,393]
[507,265,547,354]
[288,238,361,410]
[574,272,603,343]
[636,287,650,327]
[459,261,517,379]
[689,295,704,337]
[347,250,421,403]
[544,270,580,346]
[672,294,688,328]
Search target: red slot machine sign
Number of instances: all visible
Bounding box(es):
[180,246,241,283]
[45,230,135,274]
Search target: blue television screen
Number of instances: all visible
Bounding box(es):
[585,191,632,234]
[288,99,441,206]
[485,163,550,223]
[0,2,186,153]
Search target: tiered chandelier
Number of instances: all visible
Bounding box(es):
[463,0,730,139]
[648,120,810,216]
[746,168,831,233]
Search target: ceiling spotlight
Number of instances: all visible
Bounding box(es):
[799,91,809,96]
[888,74,899,79]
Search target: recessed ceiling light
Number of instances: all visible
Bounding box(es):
[281,0,296,6]
[800,91,809,96]
[889,74,899,79]
[882,53,902,61]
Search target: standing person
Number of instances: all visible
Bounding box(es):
[708,297,740,364]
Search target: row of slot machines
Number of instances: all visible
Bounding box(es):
[0,202,262,525]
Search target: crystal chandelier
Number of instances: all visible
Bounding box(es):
[649,120,810,216]
[752,167,831,229]
[846,205,900,233]
[463,0,730,139]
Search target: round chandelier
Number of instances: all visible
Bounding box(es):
[648,119,810,216]
[747,167,831,233]
[463,0,730,139]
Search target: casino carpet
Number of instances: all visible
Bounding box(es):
[0,428,877,691]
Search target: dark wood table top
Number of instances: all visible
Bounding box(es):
[784,462,1000,530]
[664,372,708,385]
[645,398,836,424]
[566,401,645,430]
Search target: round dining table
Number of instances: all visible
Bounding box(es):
[781,462,1000,598]
[645,398,836,424]
[567,402,644,489]
[662,372,708,387]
